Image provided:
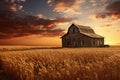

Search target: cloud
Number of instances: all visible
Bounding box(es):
[116,29,120,32]
[100,24,113,27]
[47,0,52,4]
[96,0,120,19]
[89,14,98,20]
[48,0,83,14]
[89,14,106,21]
[37,14,46,18]
[0,1,73,39]
[0,0,26,11]
[90,0,108,4]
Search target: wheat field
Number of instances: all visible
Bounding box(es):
[0,46,120,80]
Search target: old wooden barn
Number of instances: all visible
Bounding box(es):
[61,24,104,47]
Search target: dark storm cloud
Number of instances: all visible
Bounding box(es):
[0,0,72,39]
[96,0,120,19]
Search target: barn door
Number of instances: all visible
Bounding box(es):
[73,38,78,47]
[73,41,75,47]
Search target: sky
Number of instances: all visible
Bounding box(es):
[0,0,120,46]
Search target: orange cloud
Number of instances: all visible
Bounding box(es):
[89,14,98,20]
[116,29,120,32]
[89,14,106,21]
[36,14,46,18]
[48,0,83,14]
[100,24,113,27]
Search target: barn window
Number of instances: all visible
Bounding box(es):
[67,38,70,45]
[93,41,95,45]
[81,41,84,45]
[83,41,84,45]
[73,38,75,41]
[67,41,70,45]
[73,28,75,34]
[97,40,99,45]
[64,39,66,41]
[99,41,102,45]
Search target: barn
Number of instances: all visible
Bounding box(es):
[61,24,104,47]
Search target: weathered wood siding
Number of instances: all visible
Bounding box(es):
[62,24,104,47]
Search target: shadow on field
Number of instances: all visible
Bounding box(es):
[0,47,63,52]
[0,58,9,80]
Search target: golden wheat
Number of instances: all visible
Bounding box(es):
[0,47,120,80]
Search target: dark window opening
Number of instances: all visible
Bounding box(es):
[67,41,70,45]
[100,41,103,45]
[64,39,66,41]
[67,38,70,45]
[93,41,95,45]
[81,41,84,45]
[73,28,75,34]
[83,41,84,45]
[97,40,99,45]
[73,38,75,41]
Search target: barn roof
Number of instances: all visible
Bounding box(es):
[61,24,104,38]
[74,24,104,38]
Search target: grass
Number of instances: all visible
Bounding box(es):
[0,47,120,80]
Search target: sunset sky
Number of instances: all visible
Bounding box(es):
[0,0,120,46]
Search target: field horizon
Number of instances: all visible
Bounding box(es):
[0,45,120,51]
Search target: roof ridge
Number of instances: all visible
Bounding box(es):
[72,23,91,29]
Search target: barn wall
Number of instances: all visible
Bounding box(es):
[62,34,104,47]
[62,34,91,47]
[62,24,104,47]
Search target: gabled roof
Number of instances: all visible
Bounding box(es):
[62,24,104,38]
[74,24,104,38]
